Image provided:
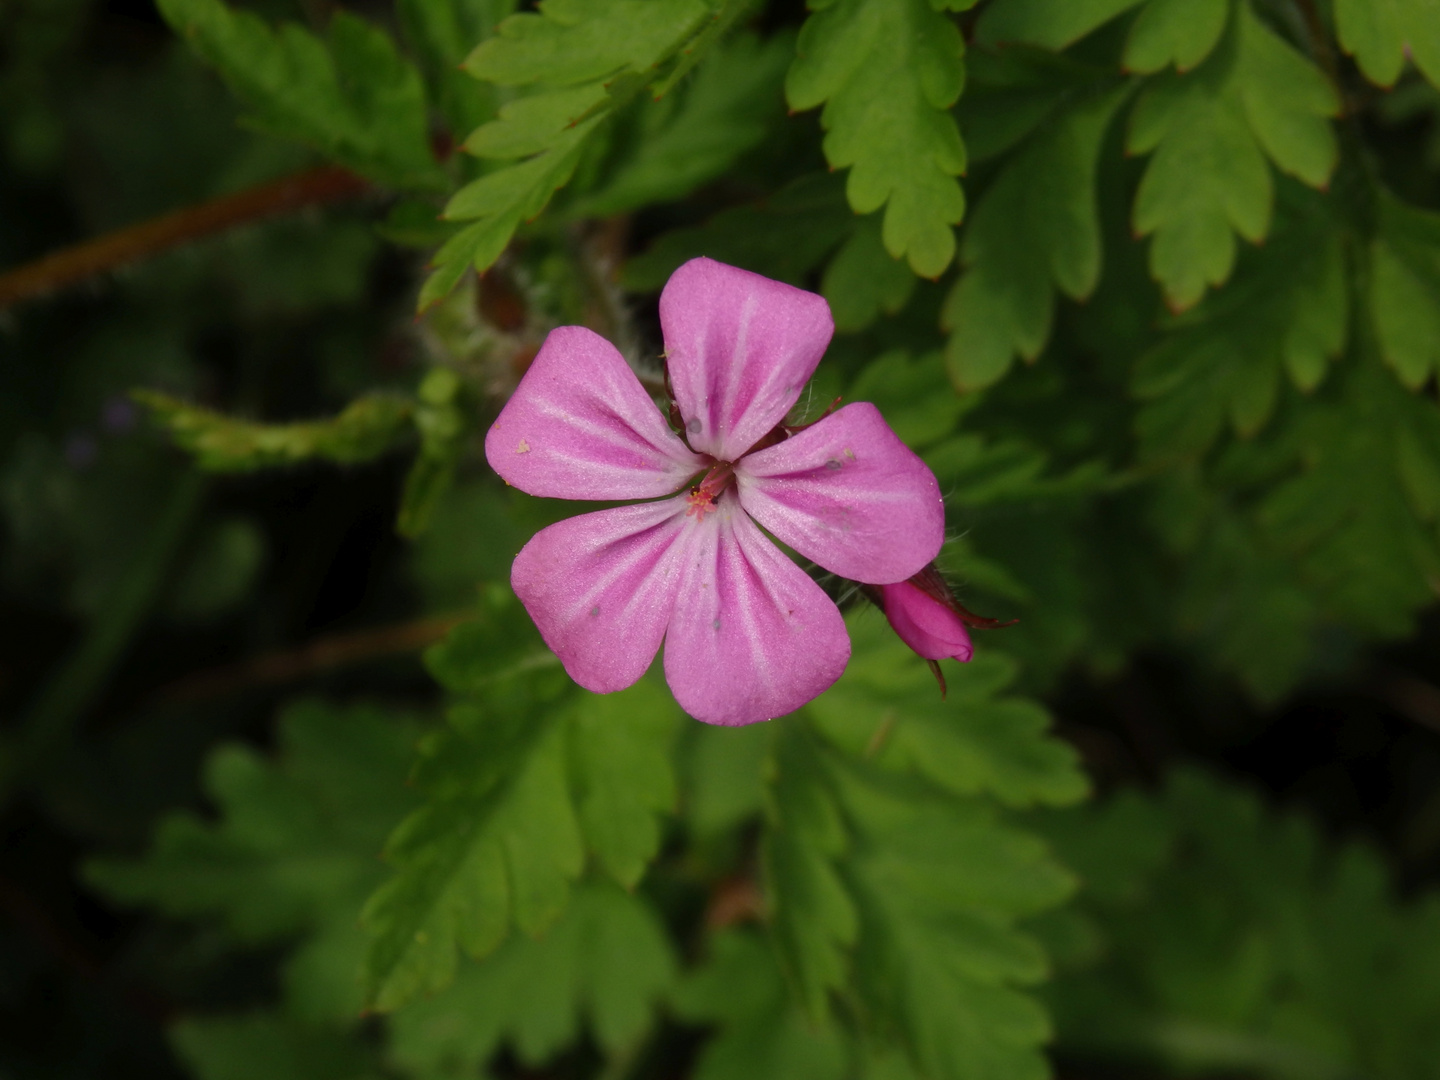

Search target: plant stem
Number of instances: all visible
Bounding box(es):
[0,165,371,310]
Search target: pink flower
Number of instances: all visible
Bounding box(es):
[876,580,974,663]
[483,257,945,725]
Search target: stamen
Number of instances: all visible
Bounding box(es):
[685,462,734,519]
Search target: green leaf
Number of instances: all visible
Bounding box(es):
[976,0,1144,51]
[568,31,793,218]
[424,585,558,694]
[389,883,677,1072]
[1257,360,1440,635]
[85,701,419,1020]
[361,670,677,1011]
[786,0,968,277]
[156,0,444,189]
[170,1015,379,1080]
[673,931,849,1080]
[1128,6,1339,309]
[1335,0,1440,90]
[396,0,513,136]
[807,615,1088,809]
[623,173,855,290]
[133,390,414,472]
[943,85,1128,389]
[1133,201,1349,461]
[821,214,917,333]
[360,691,582,1011]
[461,0,711,87]
[1369,193,1440,389]
[1122,0,1228,74]
[567,681,680,887]
[762,724,858,1018]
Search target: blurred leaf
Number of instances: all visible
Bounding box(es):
[1127,6,1339,309]
[976,0,1145,51]
[1133,199,1348,461]
[847,351,964,450]
[673,931,849,1080]
[170,1015,380,1080]
[821,214,916,333]
[134,390,414,472]
[86,702,418,1020]
[786,0,971,277]
[944,84,1127,389]
[1335,0,1440,90]
[165,515,266,621]
[1369,192,1440,390]
[398,367,469,538]
[396,0,514,137]
[623,173,854,290]
[388,883,676,1072]
[157,0,445,189]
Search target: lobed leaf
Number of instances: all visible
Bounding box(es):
[1127,5,1339,309]
[1369,193,1440,389]
[786,0,970,277]
[1335,0,1440,90]
[943,85,1128,390]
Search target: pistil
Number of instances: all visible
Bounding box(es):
[685,461,735,519]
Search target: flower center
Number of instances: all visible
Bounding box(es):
[685,461,734,520]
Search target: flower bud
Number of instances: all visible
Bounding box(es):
[878,580,974,662]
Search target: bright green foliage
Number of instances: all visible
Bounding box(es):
[1039,770,1440,1080]
[362,596,680,1011]
[1369,193,1440,389]
[1127,5,1339,309]
[1133,201,1349,461]
[673,931,848,1080]
[1122,0,1228,73]
[943,85,1127,389]
[1256,361,1440,636]
[761,615,1084,1078]
[786,0,971,277]
[170,1016,381,1080]
[156,0,445,190]
[388,883,676,1073]
[420,0,725,308]
[85,702,419,1020]
[1335,0,1440,90]
[133,390,415,472]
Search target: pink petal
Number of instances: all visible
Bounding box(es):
[662,501,850,726]
[736,402,945,584]
[485,325,704,500]
[511,499,692,693]
[659,258,834,462]
[880,581,973,662]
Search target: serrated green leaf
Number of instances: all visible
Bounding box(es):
[821,214,917,333]
[1370,193,1440,389]
[133,390,414,472]
[976,0,1144,50]
[1335,0,1440,90]
[673,931,849,1080]
[1128,6,1339,309]
[156,0,444,189]
[568,32,792,218]
[566,680,680,887]
[1122,0,1227,73]
[762,724,858,1017]
[463,84,611,159]
[943,85,1127,389]
[462,0,711,87]
[424,585,558,694]
[1133,204,1348,461]
[360,698,583,1010]
[389,883,676,1072]
[623,173,855,290]
[786,0,966,276]
[807,615,1088,809]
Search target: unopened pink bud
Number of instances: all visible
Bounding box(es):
[879,580,974,663]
